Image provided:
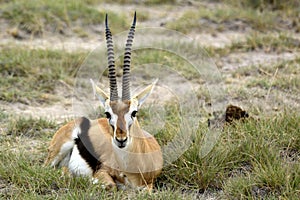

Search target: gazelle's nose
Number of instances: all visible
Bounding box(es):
[114,137,128,148]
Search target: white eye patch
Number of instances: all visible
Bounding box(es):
[125,104,138,128]
[124,112,134,127]
[110,114,118,129]
[105,107,117,127]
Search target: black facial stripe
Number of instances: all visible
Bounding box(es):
[74,117,101,173]
[110,124,115,132]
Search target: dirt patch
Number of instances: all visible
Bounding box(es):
[219,51,300,72]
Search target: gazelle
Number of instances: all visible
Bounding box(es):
[45,12,163,191]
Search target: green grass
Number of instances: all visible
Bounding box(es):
[87,0,176,5]
[230,33,300,53]
[131,49,199,80]
[230,57,300,93]
[1,0,128,35]
[206,33,300,58]
[222,112,300,198]
[6,116,58,138]
[223,0,300,12]
[159,111,300,199]
[232,57,300,78]
[0,106,299,199]
[273,75,300,92]
[0,47,85,104]
[167,0,300,34]
[166,6,278,34]
[100,45,201,80]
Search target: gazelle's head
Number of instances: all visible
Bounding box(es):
[91,12,157,149]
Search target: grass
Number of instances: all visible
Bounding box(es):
[6,116,58,138]
[0,47,85,104]
[87,0,176,5]
[1,0,128,36]
[166,5,279,34]
[0,106,299,199]
[230,33,300,53]
[230,57,300,93]
[232,57,300,78]
[167,0,300,34]
[206,33,300,57]
[222,112,300,198]
[223,0,300,12]
[131,49,199,80]
[246,74,300,93]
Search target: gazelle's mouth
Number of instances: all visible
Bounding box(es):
[114,137,128,148]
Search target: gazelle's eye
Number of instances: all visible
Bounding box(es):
[131,111,137,118]
[105,112,111,119]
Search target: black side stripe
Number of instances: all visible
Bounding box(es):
[74,117,101,173]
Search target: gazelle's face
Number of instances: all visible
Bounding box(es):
[103,100,138,148]
[91,79,157,149]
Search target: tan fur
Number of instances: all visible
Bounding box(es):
[113,119,162,190]
[45,114,162,192]
[111,100,130,140]
[44,120,75,166]
[46,77,162,191]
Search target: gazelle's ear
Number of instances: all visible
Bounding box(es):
[90,79,109,107]
[133,79,158,107]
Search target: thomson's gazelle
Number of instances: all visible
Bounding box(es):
[45,12,163,191]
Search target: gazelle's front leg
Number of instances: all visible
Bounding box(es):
[93,169,117,190]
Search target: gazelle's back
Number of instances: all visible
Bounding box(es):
[45,118,112,168]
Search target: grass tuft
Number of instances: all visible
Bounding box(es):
[0,47,85,104]
[158,111,300,198]
[166,6,279,34]
[1,0,128,35]
[167,1,300,34]
[230,33,300,53]
[6,116,58,138]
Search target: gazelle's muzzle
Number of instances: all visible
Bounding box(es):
[114,136,128,148]
[114,124,128,148]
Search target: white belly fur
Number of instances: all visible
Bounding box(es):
[68,144,93,177]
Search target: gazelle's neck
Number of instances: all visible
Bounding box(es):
[112,118,162,174]
[126,120,153,152]
[129,119,143,137]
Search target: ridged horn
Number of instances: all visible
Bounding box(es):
[122,11,136,101]
[105,14,118,101]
